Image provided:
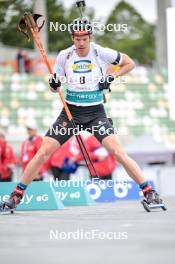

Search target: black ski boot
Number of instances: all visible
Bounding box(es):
[141,188,167,212]
[0,187,24,214]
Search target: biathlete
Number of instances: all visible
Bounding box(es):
[0,17,165,212]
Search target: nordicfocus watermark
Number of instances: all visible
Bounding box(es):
[51,75,127,86]
[50,178,129,188]
[49,229,128,240]
[49,21,128,33]
[49,124,117,137]
[49,178,132,201]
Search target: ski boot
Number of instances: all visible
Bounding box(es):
[0,187,24,214]
[141,188,167,212]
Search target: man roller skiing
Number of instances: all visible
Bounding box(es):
[0,16,166,212]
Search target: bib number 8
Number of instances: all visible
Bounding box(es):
[80,76,86,84]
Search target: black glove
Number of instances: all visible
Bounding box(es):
[49,73,61,90]
[99,75,114,91]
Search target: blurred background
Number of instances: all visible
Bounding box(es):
[0,0,175,196]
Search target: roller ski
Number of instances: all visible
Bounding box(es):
[141,188,167,212]
[0,187,24,215]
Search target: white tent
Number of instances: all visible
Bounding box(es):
[125,135,174,165]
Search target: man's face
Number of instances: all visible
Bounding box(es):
[73,35,91,56]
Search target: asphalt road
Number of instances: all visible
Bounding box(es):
[0,198,175,264]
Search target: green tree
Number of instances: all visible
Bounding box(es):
[47,0,95,52]
[0,0,33,48]
[96,1,155,65]
[0,0,95,52]
[47,0,70,51]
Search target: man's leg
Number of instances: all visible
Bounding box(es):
[102,135,165,208]
[102,134,145,185]
[21,136,60,185]
[3,136,60,209]
[102,135,146,185]
[101,134,165,206]
[86,115,152,191]
[1,107,75,210]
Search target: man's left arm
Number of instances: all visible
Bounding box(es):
[113,53,135,77]
[98,46,135,76]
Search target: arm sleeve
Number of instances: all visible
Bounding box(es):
[53,50,66,76]
[98,45,123,66]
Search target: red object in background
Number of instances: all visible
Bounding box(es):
[3,144,16,180]
[44,135,116,178]
[76,135,117,177]
[92,152,116,177]
[19,135,45,176]
[4,144,16,166]
[43,136,80,171]
[17,49,31,73]
[24,56,31,73]
[0,138,6,178]
[0,139,16,180]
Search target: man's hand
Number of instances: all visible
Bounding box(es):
[99,75,114,91]
[49,73,61,92]
[114,53,135,77]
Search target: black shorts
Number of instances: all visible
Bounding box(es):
[45,103,116,145]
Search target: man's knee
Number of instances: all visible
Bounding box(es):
[35,137,60,164]
[35,147,49,164]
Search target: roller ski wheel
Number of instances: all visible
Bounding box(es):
[0,201,15,215]
[141,189,167,212]
[141,200,151,212]
[161,204,167,211]
[0,187,24,215]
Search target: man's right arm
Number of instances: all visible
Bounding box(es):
[49,50,66,92]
